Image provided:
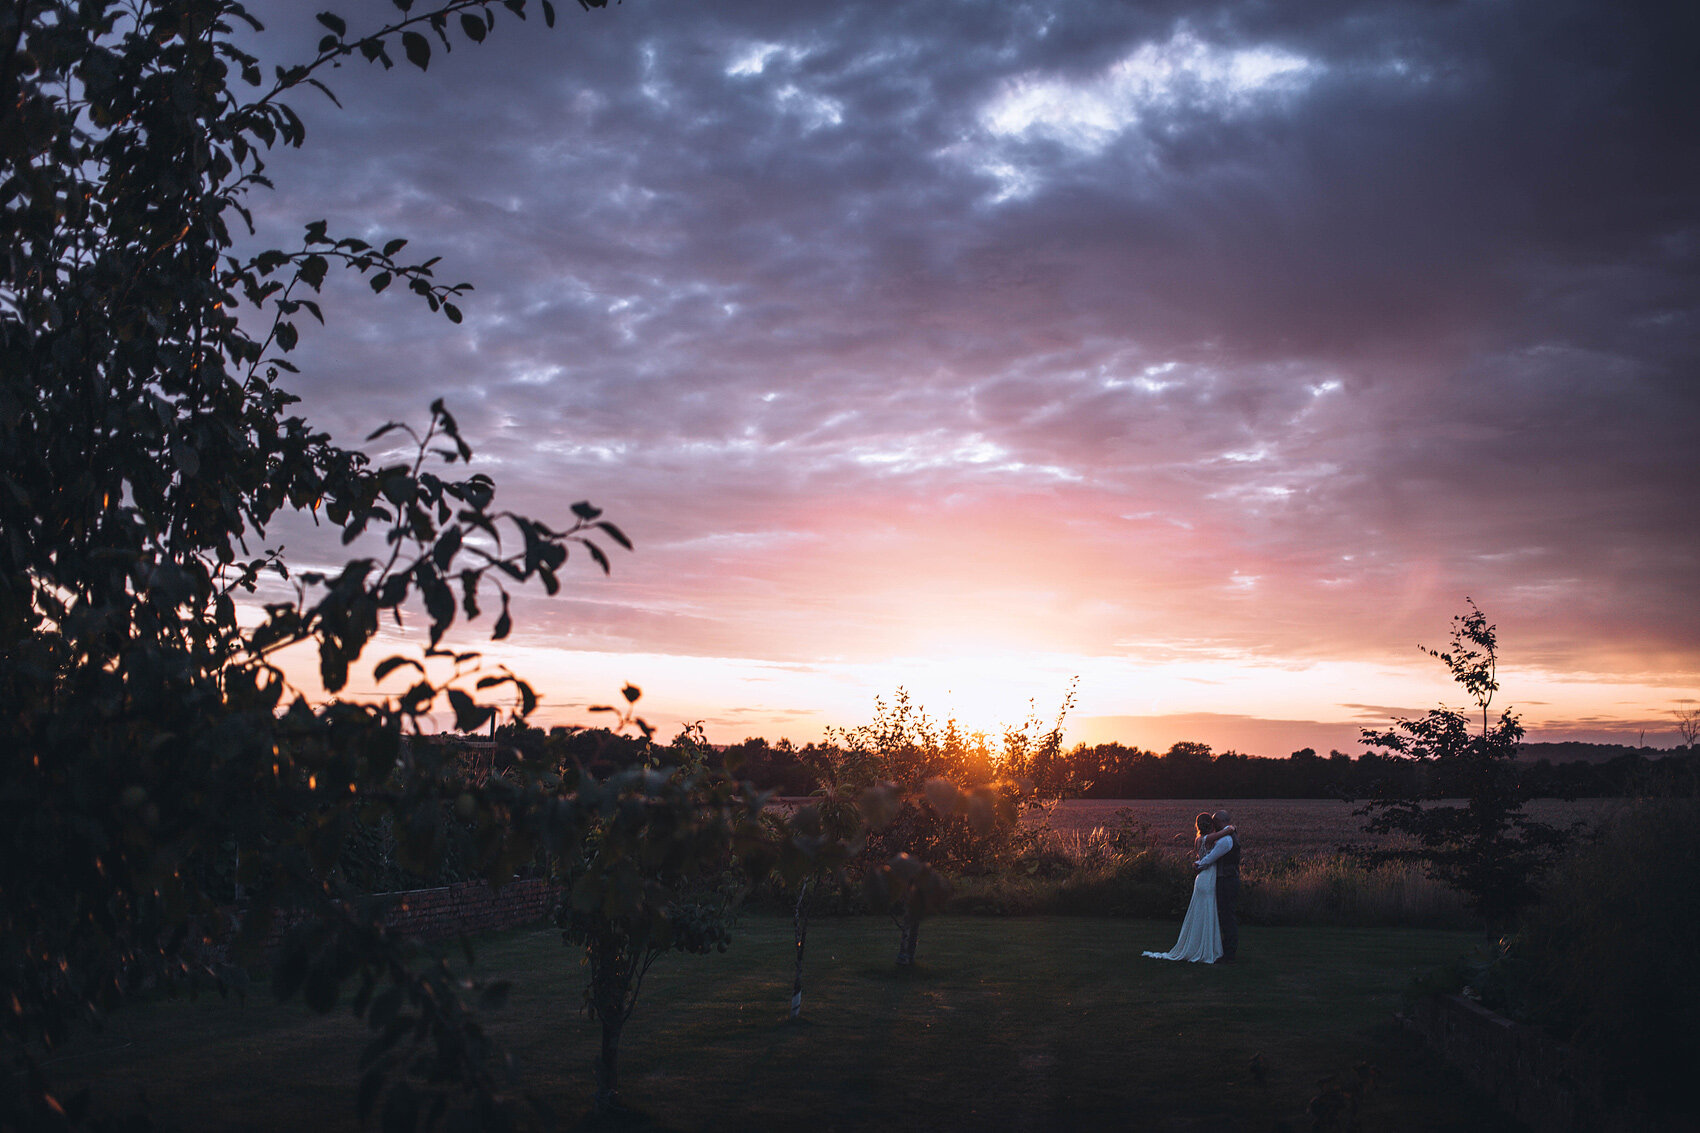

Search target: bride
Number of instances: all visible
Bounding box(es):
[1143,812,1235,963]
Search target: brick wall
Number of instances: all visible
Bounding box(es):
[376,879,561,941]
[223,879,562,957]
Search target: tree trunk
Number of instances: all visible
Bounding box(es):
[594,1012,625,1112]
[895,903,920,966]
[790,879,810,1018]
[588,928,631,1113]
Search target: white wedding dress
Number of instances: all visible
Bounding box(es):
[1143,852,1222,963]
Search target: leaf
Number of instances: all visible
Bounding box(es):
[299,253,328,289]
[585,540,610,574]
[365,421,402,442]
[448,688,493,733]
[492,591,511,640]
[315,12,347,36]
[369,271,392,293]
[275,321,298,351]
[596,520,633,550]
[460,13,487,42]
[378,573,410,607]
[383,237,407,257]
[432,526,462,570]
[401,31,430,70]
[421,573,455,645]
[320,641,351,693]
[381,472,414,505]
[373,655,422,683]
[443,302,462,324]
[543,1,556,28]
[402,681,436,713]
[622,684,642,704]
[570,500,602,521]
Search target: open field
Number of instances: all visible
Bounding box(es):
[51,917,1520,1132]
[1046,797,1618,858]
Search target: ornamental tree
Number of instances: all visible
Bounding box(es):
[811,689,1074,968]
[553,724,767,1113]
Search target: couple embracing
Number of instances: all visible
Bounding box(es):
[1142,809,1240,964]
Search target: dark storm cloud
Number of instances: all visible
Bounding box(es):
[240,0,1698,693]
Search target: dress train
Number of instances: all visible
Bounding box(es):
[1143,863,1222,963]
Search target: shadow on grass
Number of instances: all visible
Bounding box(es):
[857,962,944,983]
[49,917,1520,1133]
[567,1103,686,1133]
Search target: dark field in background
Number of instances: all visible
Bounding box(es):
[1044,798,1617,858]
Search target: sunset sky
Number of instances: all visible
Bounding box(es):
[245,0,1698,753]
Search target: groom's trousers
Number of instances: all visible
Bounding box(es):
[1216,874,1239,960]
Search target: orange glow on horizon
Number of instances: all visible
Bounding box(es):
[260,622,1699,755]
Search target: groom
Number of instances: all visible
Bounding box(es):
[1194,808,1240,963]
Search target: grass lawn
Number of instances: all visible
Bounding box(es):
[50,916,1520,1132]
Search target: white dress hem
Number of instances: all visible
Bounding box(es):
[1143,859,1222,964]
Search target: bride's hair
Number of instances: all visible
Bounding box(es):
[1194,812,1215,836]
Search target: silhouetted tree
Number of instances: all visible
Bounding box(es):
[1675,706,1700,749]
[1355,601,1570,920]
[0,2,823,1126]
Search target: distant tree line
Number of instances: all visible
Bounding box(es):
[488,725,1698,800]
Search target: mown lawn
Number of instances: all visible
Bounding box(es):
[51,916,1519,1131]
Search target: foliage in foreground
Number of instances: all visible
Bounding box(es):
[0,2,827,1129]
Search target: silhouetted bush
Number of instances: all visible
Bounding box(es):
[1509,797,1700,1115]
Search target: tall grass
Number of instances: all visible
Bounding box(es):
[939,825,1478,929]
[1241,855,1475,929]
